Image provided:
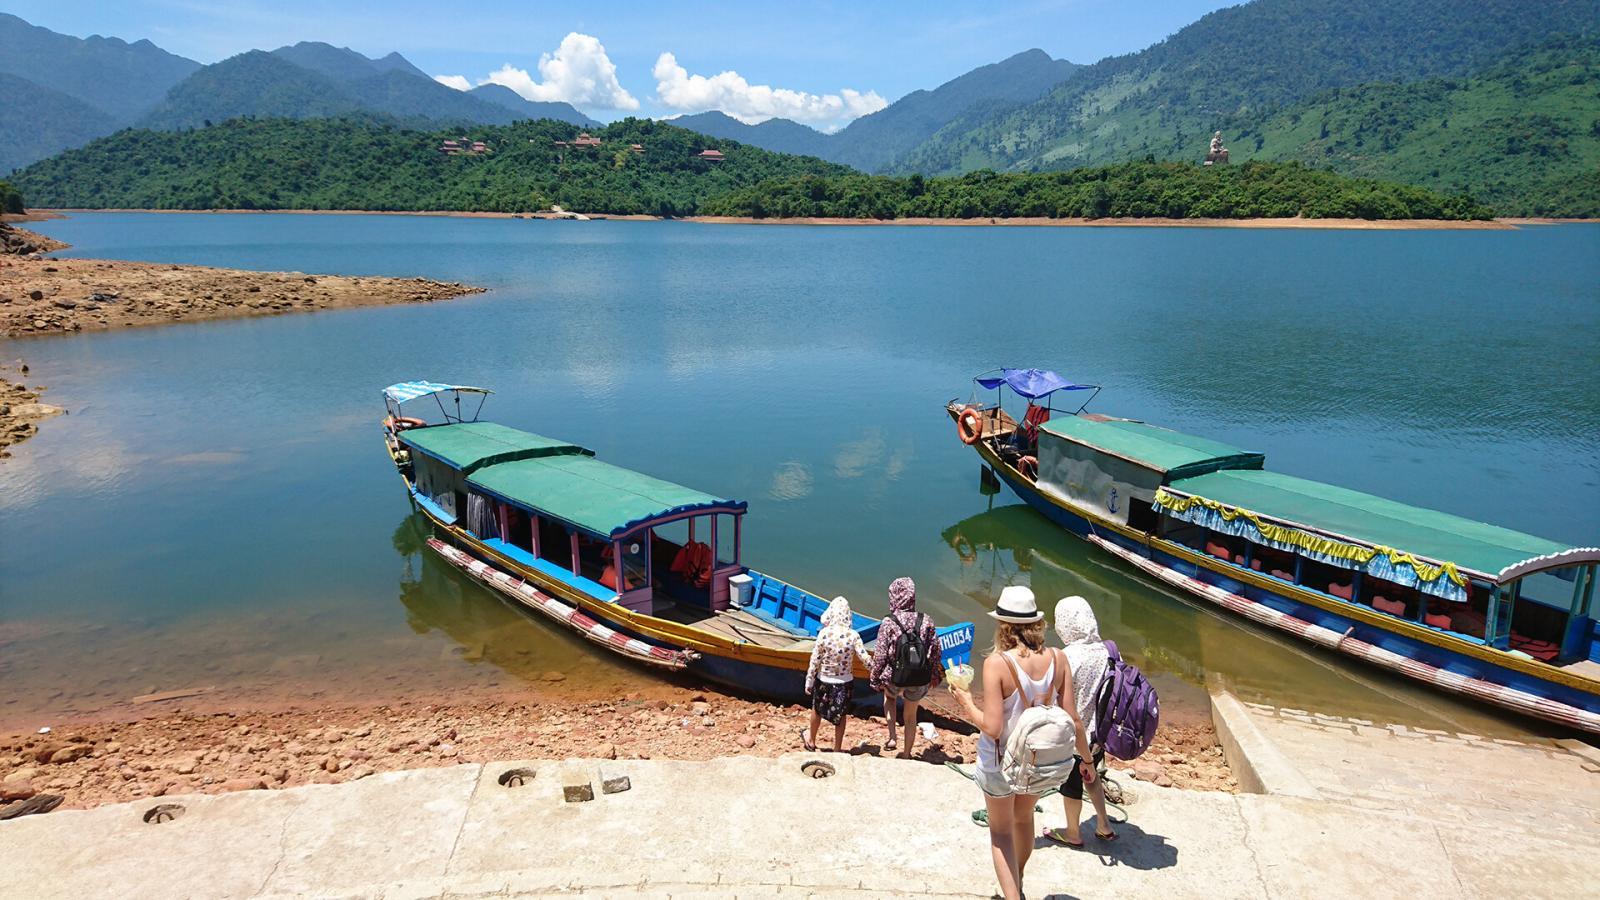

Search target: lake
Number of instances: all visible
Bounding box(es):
[3,213,1597,736]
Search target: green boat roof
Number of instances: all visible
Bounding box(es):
[1040,416,1265,480]
[467,453,744,538]
[400,422,591,475]
[1164,469,1576,579]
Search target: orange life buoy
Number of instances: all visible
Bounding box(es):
[389,415,427,432]
[957,406,984,445]
[1018,455,1038,480]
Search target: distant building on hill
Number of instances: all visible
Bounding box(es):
[696,149,725,162]
[439,138,489,156]
[629,144,645,154]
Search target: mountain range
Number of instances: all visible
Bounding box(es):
[0,16,595,173]
[673,49,1081,171]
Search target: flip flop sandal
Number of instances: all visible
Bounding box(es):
[0,794,63,820]
[885,734,897,751]
[799,728,817,752]
[1042,827,1085,848]
[1096,829,1119,842]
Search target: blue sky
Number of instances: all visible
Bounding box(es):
[3,0,1237,128]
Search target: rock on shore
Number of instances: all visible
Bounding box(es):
[0,224,68,256]
[0,256,484,338]
[0,362,63,457]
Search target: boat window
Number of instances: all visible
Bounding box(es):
[619,538,648,591]
[575,532,611,583]
[1203,533,1244,566]
[503,505,532,552]
[537,517,572,569]
[1358,576,1419,620]
[1298,557,1353,600]
[650,517,713,603]
[1127,498,1159,534]
[715,514,738,568]
[1253,546,1297,581]
[1160,513,1207,551]
[1424,585,1487,639]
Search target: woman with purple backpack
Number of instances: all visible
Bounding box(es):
[869,576,943,759]
[1045,595,1118,847]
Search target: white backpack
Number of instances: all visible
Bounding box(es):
[999,651,1079,795]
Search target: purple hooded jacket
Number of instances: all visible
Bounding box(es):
[869,577,944,692]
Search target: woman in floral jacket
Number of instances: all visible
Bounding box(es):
[803,596,871,752]
[870,577,944,758]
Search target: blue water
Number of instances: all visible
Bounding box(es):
[3,213,1596,733]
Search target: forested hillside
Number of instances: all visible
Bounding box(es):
[0,180,24,214]
[1241,37,1600,216]
[699,162,1492,221]
[893,0,1599,177]
[11,118,849,215]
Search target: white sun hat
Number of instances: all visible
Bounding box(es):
[989,585,1043,623]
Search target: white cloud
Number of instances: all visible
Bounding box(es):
[433,74,471,91]
[652,52,887,128]
[481,33,638,110]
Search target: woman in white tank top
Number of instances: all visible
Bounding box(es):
[950,586,1093,900]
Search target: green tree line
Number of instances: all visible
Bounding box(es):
[11,117,850,216]
[700,161,1494,220]
[0,180,23,214]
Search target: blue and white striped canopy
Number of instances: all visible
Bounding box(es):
[383,381,492,404]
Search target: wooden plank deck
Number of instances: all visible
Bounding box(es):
[656,601,812,650]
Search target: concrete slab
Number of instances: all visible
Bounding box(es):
[2,752,1592,898]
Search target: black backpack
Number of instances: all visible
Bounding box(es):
[890,612,934,687]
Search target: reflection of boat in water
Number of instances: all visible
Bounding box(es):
[946,367,1600,733]
[380,381,974,700]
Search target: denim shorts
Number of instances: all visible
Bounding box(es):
[975,765,1013,798]
[883,682,930,702]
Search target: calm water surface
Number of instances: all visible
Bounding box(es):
[3,213,1597,735]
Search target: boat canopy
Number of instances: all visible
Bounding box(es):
[467,453,746,539]
[976,368,1094,400]
[1155,469,1597,594]
[383,381,492,404]
[400,422,592,476]
[1040,416,1265,480]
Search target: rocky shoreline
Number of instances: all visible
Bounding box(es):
[0,683,1233,811]
[0,254,484,338]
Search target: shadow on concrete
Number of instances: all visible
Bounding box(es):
[1031,820,1177,871]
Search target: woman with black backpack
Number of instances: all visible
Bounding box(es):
[868,576,943,758]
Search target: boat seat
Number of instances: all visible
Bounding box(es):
[1270,569,1293,581]
[1372,596,1406,616]
[1328,582,1353,601]
[1423,612,1452,629]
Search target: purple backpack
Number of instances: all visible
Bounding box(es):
[1093,640,1159,760]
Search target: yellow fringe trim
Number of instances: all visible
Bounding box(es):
[1153,488,1466,587]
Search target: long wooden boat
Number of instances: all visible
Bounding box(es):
[381,381,974,700]
[946,368,1600,733]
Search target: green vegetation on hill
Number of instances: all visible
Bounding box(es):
[0,180,24,214]
[699,161,1492,221]
[1240,37,1600,216]
[11,118,851,216]
[894,0,1599,178]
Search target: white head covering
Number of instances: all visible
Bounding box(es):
[1054,595,1110,735]
[820,596,854,635]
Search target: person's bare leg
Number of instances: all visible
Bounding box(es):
[1060,793,1085,843]
[984,793,1021,900]
[1013,793,1037,894]
[832,718,847,752]
[805,711,820,750]
[1089,780,1114,837]
[882,691,897,749]
[898,699,921,758]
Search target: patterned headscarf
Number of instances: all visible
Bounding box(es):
[888,577,916,612]
[1054,596,1110,734]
